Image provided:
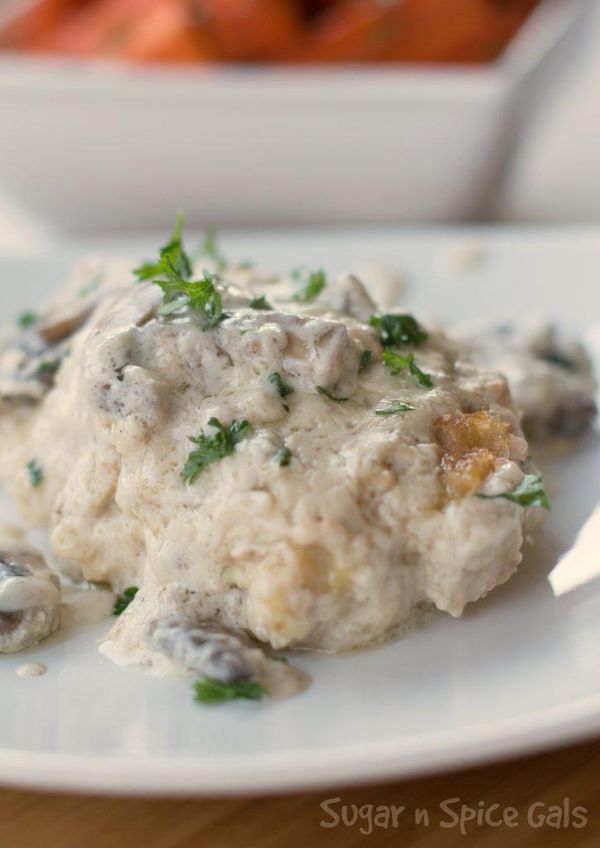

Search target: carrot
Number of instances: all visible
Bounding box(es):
[121,1,217,62]
[0,0,86,49]
[384,0,540,63]
[195,0,302,61]
[301,0,539,64]
[296,0,405,62]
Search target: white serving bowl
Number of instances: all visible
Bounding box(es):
[0,0,584,233]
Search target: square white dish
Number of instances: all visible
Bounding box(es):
[0,225,599,797]
[0,0,585,233]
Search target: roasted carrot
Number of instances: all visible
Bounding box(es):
[0,0,86,49]
[195,0,302,61]
[295,0,405,62]
[120,1,217,62]
[37,0,159,56]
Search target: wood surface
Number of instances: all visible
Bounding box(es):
[1,736,599,847]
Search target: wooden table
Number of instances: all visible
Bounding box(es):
[1,737,599,847]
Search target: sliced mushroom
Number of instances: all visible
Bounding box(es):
[0,544,61,653]
[145,616,308,698]
[36,302,94,346]
[324,273,377,323]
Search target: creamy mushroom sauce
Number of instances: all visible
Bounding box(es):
[455,320,598,442]
[0,252,547,697]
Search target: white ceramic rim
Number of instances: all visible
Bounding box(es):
[2,693,600,797]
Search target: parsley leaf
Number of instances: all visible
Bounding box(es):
[316,385,349,402]
[369,313,428,348]
[292,268,326,304]
[249,295,273,310]
[156,267,227,327]
[374,400,415,415]
[381,351,433,388]
[26,459,43,488]
[539,351,577,372]
[135,212,192,282]
[477,474,551,509]
[17,311,38,329]
[113,587,139,616]
[275,446,292,467]
[200,227,226,271]
[268,371,294,407]
[134,216,227,328]
[181,418,251,484]
[193,677,267,705]
[358,349,373,372]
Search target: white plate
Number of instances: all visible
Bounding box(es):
[1,227,600,797]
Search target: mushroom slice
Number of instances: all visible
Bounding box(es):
[145,616,308,698]
[0,544,61,654]
[36,302,94,346]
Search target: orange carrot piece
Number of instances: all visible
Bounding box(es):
[296,0,405,62]
[196,0,302,61]
[0,0,86,49]
[122,0,217,62]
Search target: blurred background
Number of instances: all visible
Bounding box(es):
[0,0,599,243]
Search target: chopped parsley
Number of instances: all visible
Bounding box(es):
[316,385,349,402]
[135,212,192,282]
[249,295,273,310]
[381,351,433,388]
[199,227,226,271]
[181,418,251,484]
[17,311,38,329]
[539,351,577,372]
[26,459,43,488]
[275,446,292,467]
[369,313,428,348]
[113,587,139,616]
[374,400,415,415]
[36,359,61,380]
[358,349,373,372]
[134,215,227,328]
[268,372,294,409]
[477,474,551,510]
[193,677,267,705]
[292,268,326,304]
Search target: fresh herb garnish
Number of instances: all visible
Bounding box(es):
[135,212,192,282]
[374,400,415,415]
[359,349,373,372]
[539,351,577,372]
[249,295,273,310]
[156,268,227,326]
[181,418,251,484]
[275,446,292,467]
[26,459,43,488]
[113,587,139,616]
[369,313,428,348]
[268,372,294,409]
[134,216,228,328]
[381,351,433,388]
[193,677,267,705]
[316,385,349,402]
[292,268,326,304]
[200,227,226,271]
[36,359,61,379]
[477,474,550,509]
[17,311,38,329]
